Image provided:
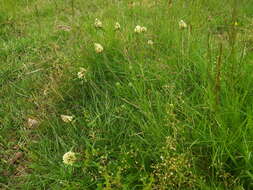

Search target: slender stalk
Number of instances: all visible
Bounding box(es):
[229,0,238,81]
[214,43,223,107]
[34,4,41,32]
[167,0,173,8]
[52,0,58,12]
[206,31,213,86]
[71,0,75,18]
[180,31,185,62]
[207,31,212,66]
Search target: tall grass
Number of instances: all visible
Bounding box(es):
[1,0,253,189]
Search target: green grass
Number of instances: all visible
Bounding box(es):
[1,0,253,189]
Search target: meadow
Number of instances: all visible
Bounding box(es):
[1,0,253,189]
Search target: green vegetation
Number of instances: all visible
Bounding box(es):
[1,0,253,189]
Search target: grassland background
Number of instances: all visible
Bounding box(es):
[1,0,253,189]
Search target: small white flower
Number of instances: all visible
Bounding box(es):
[114,22,121,30]
[27,118,39,128]
[140,26,147,32]
[94,18,102,28]
[179,20,187,29]
[147,40,154,45]
[61,115,74,123]
[63,151,77,165]
[77,67,87,80]
[94,43,103,53]
[134,25,147,33]
[134,25,142,33]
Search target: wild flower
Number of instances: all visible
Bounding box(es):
[61,115,74,123]
[63,151,77,165]
[94,43,104,53]
[134,25,142,33]
[135,25,147,33]
[115,22,121,30]
[77,67,87,81]
[179,20,187,29]
[152,137,197,189]
[141,26,147,32]
[27,118,39,128]
[148,40,154,45]
[94,18,102,28]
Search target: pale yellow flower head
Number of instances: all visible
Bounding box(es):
[94,18,102,28]
[61,115,74,123]
[27,118,39,128]
[94,43,103,53]
[77,67,87,80]
[134,25,147,33]
[115,22,121,30]
[147,40,154,45]
[179,20,187,29]
[134,25,142,33]
[141,26,147,33]
[63,151,77,165]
